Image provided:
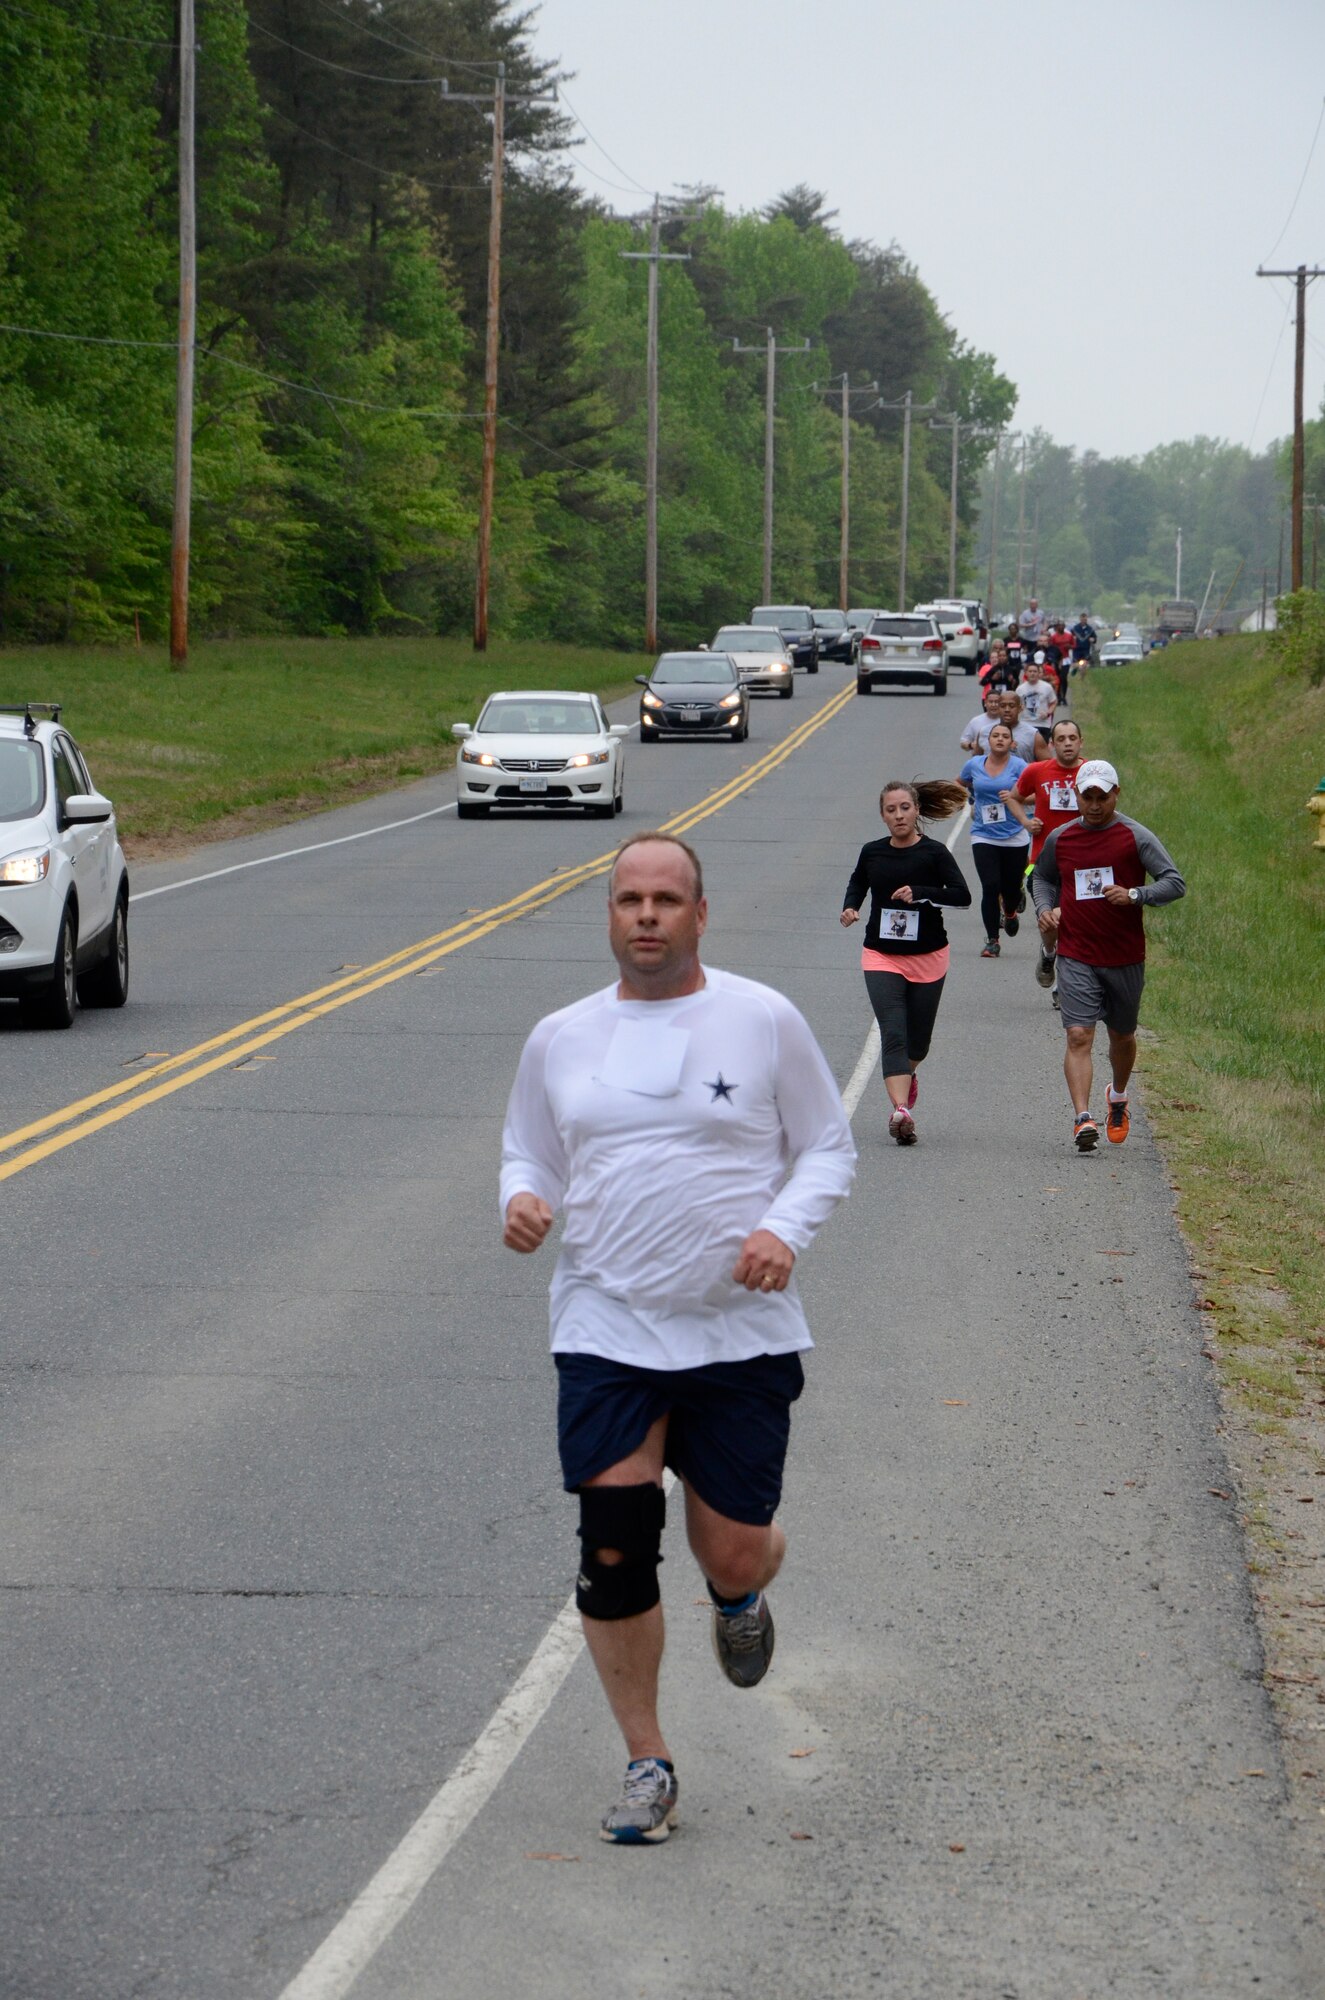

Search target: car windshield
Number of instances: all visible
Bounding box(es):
[478,699,599,735]
[714,631,783,655]
[812,611,846,629]
[870,617,931,638]
[652,657,736,686]
[847,609,879,628]
[753,607,810,630]
[0,739,45,821]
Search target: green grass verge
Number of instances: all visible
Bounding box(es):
[0,637,651,851]
[1074,636,1325,1425]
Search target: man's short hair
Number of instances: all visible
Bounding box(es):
[609,831,704,901]
[1050,716,1081,737]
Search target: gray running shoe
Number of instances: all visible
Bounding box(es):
[712,1591,775,1689]
[599,1757,679,1845]
[1035,948,1056,989]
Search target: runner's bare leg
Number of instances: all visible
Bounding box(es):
[1106,1026,1137,1096]
[1064,1023,1096,1114]
[683,1482,785,1599]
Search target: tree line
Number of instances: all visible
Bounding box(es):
[972,428,1294,627]
[0,0,1015,649]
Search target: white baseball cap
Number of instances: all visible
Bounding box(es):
[1076,758,1119,793]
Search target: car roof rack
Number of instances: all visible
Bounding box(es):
[0,702,62,737]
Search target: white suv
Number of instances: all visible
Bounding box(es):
[914,601,982,675]
[0,705,129,1027]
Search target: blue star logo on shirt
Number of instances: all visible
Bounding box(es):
[704,1073,738,1103]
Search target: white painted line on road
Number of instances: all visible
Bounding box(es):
[278,798,974,2000]
[132,803,457,902]
[279,1469,680,2000]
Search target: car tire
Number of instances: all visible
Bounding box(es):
[22,900,77,1030]
[639,730,658,744]
[856,681,871,696]
[590,800,615,819]
[456,801,489,818]
[613,786,624,815]
[780,682,794,699]
[78,889,129,1009]
[807,660,819,674]
[967,662,978,675]
[932,676,948,697]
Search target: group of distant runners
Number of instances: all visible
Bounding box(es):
[497,633,1184,1848]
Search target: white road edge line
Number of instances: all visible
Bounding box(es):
[277,798,975,2000]
[132,803,457,901]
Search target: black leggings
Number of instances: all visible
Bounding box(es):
[864,969,946,1076]
[972,843,1028,938]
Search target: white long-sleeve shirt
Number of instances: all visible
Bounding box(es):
[500,967,856,1369]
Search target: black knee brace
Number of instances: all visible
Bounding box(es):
[575,1482,666,1621]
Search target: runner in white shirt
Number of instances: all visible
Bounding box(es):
[1015,655,1058,729]
[502,832,855,1845]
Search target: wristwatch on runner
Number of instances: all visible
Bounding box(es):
[1127,887,1141,904]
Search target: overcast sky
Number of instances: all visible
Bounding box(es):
[531,0,1325,461]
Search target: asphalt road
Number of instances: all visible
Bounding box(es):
[2,667,1318,1999]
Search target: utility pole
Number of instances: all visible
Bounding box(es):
[985,432,1005,622]
[1015,436,1028,613]
[440,69,556,651]
[622,201,690,651]
[731,327,811,603]
[878,391,936,608]
[1256,263,1324,592]
[929,412,986,597]
[1277,510,1285,596]
[169,0,195,669]
[1030,494,1041,598]
[1175,525,1182,600]
[812,374,879,608]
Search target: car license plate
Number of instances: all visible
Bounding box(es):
[518,775,548,794]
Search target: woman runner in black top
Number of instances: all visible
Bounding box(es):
[841,780,971,1145]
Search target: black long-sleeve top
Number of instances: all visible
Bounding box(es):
[843,834,973,956]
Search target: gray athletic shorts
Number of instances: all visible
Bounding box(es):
[1056,956,1145,1034]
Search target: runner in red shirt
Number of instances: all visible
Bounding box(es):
[1014,718,1086,998]
[1031,760,1186,1152]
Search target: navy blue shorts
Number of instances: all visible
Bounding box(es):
[554,1351,805,1527]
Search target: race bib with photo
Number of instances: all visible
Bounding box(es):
[1074,866,1114,901]
[882,908,920,941]
[1049,781,1078,812]
[980,801,1007,825]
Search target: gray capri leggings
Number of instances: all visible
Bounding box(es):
[863,968,946,1075]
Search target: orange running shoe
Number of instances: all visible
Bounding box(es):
[1106,1095,1130,1144]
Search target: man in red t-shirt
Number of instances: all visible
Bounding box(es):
[1015,718,1086,996]
[1031,759,1186,1152]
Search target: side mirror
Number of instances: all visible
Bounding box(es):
[634,675,650,687]
[451,723,472,740]
[697,643,709,651]
[609,724,631,738]
[62,793,113,826]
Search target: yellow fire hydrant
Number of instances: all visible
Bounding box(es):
[1309,778,1325,849]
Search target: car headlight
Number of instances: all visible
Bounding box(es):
[718,691,743,709]
[772,662,786,672]
[641,691,664,709]
[460,746,497,766]
[568,750,609,768]
[0,850,51,885]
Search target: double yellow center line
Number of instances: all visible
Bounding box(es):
[0,681,857,1184]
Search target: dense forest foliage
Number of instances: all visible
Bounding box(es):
[0,0,1015,649]
[971,429,1292,627]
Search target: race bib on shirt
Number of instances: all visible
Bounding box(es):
[980,801,1007,825]
[1048,780,1078,812]
[597,1018,689,1096]
[1075,866,1114,901]
[882,907,920,941]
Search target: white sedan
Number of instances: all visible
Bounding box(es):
[0,703,130,1028]
[451,690,630,819]
[709,626,796,698]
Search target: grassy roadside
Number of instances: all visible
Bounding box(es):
[0,637,651,854]
[1074,637,1325,1817]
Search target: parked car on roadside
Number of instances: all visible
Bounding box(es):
[710,626,796,698]
[809,608,861,665]
[0,703,130,1028]
[636,653,750,742]
[451,690,629,818]
[750,604,819,673]
[914,600,982,674]
[857,613,949,696]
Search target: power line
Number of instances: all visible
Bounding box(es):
[261,105,491,192]
[1245,292,1293,451]
[297,0,500,75]
[556,85,652,197]
[1263,95,1325,264]
[247,18,453,85]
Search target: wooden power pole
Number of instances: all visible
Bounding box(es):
[169,0,195,668]
[1256,262,1324,593]
[732,326,811,606]
[473,66,504,653]
[622,203,690,652]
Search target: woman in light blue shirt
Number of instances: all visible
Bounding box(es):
[959,720,1033,958]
